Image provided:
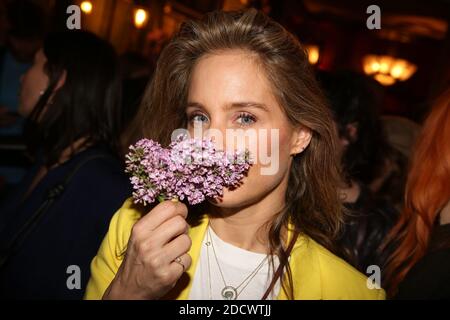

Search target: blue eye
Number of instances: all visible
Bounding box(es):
[189,113,209,124]
[236,113,256,126]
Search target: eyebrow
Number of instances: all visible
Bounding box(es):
[186,101,269,112]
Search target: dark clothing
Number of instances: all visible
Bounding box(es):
[338,183,399,273]
[0,144,132,299]
[395,223,450,299]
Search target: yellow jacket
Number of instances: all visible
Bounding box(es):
[85,198,385,300]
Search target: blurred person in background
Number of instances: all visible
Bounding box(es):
[118,31,169,155]
[0,0,46,193]
[380,115,421,211]
[118,52,153,155]
[382,88,450,299]
[318,71,399,273]
[0,31,131,299]
[381,116,421,161]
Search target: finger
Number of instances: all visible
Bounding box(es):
[169,253,192,276]
[151,216,189,248]
[136,200,188,232]
[162,233,192,263]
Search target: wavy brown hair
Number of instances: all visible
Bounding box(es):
[133,8,344,299]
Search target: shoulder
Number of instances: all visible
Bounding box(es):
[64,150,132,215]
[290,235,386,300]
[68,149,131,195]
[396,248,450,299]
[72,150,125,180]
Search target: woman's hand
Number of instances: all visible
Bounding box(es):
[103,200,192,300]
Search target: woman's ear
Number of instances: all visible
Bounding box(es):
[290,126,312,155]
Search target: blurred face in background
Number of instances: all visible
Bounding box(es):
[8,35,42,63]
[18,48,48,117]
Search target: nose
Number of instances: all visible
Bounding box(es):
[203,118,227,151]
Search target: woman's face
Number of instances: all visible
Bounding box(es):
[19,49,49,117]
[186,49,311,209]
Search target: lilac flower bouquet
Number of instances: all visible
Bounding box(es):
[125,135,252,206]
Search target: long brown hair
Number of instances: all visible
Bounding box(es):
[382,88,450,297]
[25,31,123,166]
[134,9,344,299]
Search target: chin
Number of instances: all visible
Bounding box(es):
[207,179,276,211]
[206,165,288,210]
[207,185,258,209]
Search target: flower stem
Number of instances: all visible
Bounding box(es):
[157,195,178,203]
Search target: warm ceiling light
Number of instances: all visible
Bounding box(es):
[80,1,93,14]
[374,74,396,86]
[134,8,149,29]
[363,55,417,86]
[305,45,320,65]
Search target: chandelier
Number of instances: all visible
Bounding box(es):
[363,55,417,86]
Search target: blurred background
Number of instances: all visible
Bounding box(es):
[0,0,449,198]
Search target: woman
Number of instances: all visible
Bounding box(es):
[383,88,450,299]
[0,31,131,299]
[85,9,385,300]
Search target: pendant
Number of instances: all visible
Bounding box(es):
[221,286,238,300]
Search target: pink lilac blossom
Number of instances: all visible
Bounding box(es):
[125,135,252,206]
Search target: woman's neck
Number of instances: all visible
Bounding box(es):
[208,176,289,254]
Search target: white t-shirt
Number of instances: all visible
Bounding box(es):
[189,226,281,300]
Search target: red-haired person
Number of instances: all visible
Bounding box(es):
[383,88,450,299]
